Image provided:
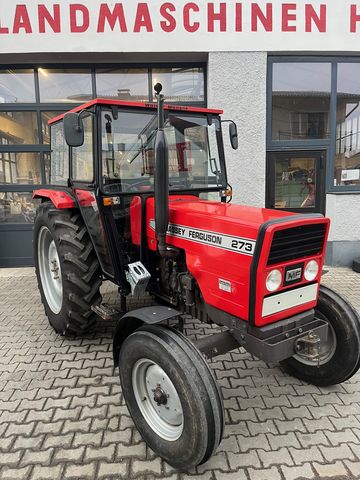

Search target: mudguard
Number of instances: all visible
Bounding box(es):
[33,189,76,209]
[113,306,181,366]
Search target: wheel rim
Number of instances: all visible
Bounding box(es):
[38,226,63,314]
[293,314,337,366]
[132,358,184,442]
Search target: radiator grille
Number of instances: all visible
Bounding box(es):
[267,223,326,266]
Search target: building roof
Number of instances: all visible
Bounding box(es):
[48,98,223,125]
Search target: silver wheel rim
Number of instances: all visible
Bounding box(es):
[293,318,337,366]
[38,226,63,314]
[132,358,184,441]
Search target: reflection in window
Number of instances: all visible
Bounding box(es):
[101,109,224,193]
[101,110,156,191]
[72,115,93,181]
[272,154,317,209]
[44,152,50,184]
[152,67,204,103]
[0,152,41,184]
[38,68,93,103]
[41,112,64,143]
[0,112,38,144]
[0,192,40,223]
[272,63,331,141]
[96,69,148,101]
[0,69,36,103]
[50,123,69,185]
[335,63,360,187]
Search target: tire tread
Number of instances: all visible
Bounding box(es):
[34,202,102,336]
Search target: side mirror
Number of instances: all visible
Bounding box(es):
[63,112,84,147]
[229,122,238,150]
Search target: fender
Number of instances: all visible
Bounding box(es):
[113,306,181,366]
[33,189,76,209]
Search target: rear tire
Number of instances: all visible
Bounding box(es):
[281,285,360,386]
[34,202,102,336]
[119,324,224,471]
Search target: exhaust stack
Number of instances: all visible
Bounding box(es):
[154,83,169,256]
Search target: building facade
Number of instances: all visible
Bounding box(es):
[0,1,359,266]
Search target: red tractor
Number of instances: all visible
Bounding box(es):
[33,84,360,470]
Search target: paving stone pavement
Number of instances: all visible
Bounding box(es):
[0,266,359,480]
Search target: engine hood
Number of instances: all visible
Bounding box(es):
[131,195,307,254]
[130,195,329,327]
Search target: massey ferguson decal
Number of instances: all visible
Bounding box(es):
[150,220,256,255]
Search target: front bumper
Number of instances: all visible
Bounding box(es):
[232,309,328,363]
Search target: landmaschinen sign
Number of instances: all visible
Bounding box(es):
[0,1,359,53]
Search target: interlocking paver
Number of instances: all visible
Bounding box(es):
[313,460,348,478]
[98,461,128,478]
[248,466,282,480]
[0,266,359,480]
[281,462,316,480]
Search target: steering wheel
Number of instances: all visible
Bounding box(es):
[104,179,153,194]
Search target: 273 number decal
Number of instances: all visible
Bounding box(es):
[231,239,254,253]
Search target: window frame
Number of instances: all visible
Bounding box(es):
[268,56,360,193]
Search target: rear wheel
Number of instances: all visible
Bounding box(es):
[119,324,224,471]
[34,202,102,336]
[281,285,360,386]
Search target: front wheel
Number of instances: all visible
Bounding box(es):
[119,325,224,471]
[281,285,360,386]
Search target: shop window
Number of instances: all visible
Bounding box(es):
[50,122,69,185]
[41,112,64,144]
[38,68,93,103]
[272,63,331,141]
[0,152,41,185]
[335,63,360,187]
[0,111,39,145]
[0,191,40,223]
[0,69,36,103]
[267,151,325,213]
[152,67,204,103]
[273,155,317,208]
[96,68,148,101]
[72,115,94,182]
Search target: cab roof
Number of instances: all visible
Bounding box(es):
[48,98,223,125]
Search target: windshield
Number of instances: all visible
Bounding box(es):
[101,108,226,194]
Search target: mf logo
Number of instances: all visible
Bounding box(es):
[285,267,302,283]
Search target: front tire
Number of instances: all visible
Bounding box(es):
[281,285,360,386]
[119,325,224,471]
[34,202,102,336]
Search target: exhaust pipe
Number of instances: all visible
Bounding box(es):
[154,83,169,257]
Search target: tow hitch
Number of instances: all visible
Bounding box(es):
[294,331,321,366]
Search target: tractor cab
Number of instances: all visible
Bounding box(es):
[42,94,236,289]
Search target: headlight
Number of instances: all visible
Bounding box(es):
[266,269,282,292]
[304,260,319,281]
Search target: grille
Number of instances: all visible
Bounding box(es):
[267,223,326,266]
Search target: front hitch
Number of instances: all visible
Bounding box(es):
[294,331,322,367]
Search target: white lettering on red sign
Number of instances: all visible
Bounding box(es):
[149,220,256,256]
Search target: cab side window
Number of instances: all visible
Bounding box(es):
[50,122,69,185]
[72,115,94,182]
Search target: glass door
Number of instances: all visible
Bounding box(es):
[266,150,326,214]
